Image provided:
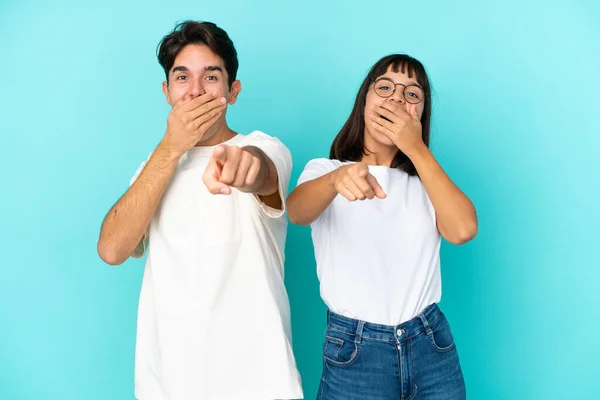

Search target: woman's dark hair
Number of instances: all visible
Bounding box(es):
[157,20,238,87]
[330,54,432,175]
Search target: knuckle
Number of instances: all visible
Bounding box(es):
[233,177,244,187]
[200,103,211,113]
[229,150,241,161]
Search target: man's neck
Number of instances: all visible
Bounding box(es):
[196,124,237,147]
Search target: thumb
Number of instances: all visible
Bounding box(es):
[357,163,369,178]
[366,173,387,199]
[203,157,231,195]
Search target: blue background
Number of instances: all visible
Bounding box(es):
[1,0,599,398]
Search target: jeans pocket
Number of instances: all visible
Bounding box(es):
[428,313,456,353]
[323,333,359,367]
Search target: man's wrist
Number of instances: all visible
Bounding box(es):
[243,146,275,196]
[158,136,184,163]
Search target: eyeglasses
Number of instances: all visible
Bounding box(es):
[372,78,424,104]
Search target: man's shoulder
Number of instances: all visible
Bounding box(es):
[240,130,278,144]
[240,130,291,160]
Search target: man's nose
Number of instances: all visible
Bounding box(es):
[189,79,206,98]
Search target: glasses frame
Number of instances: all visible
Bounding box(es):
[372,77,425,104]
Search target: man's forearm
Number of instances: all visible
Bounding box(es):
[242,146,279,196]
[97,141,181,265]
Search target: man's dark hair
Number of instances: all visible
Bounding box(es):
[157,20,238,87]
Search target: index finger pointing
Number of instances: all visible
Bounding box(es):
[212,145,228,163]
[366,174,387,199]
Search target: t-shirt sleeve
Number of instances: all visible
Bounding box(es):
[129,156,149,186]
[296,158,339,187]
[129,153,152,258]
[295,158,341,228]
[243,131,292,219]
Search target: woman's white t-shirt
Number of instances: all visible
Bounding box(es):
[297,158,442,326]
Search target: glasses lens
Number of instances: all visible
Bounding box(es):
[374,78,395,98]
[404,85,424,104]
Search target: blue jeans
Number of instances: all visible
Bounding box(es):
[317,303,466,400]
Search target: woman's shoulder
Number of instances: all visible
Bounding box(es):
[303,158,354,171]
[297,158,351,184]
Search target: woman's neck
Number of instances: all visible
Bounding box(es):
[361,135,397,167]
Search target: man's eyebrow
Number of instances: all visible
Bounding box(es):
[204,66,223,72]
[170,65,224,76]
[171,66,189,74]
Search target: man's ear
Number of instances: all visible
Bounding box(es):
[162,81,172,106]
[228,80,242,105]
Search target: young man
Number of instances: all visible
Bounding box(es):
[97,21,303,400]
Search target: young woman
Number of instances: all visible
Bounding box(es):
[287,54,478,400]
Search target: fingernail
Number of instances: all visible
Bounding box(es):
[220,97,226,104]
[220,187,229,194]
[211,92,217,97]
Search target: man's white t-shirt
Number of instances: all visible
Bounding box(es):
[297,158,442,327]
[129,131,303,400]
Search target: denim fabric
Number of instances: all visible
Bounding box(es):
[317,303,466,400]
